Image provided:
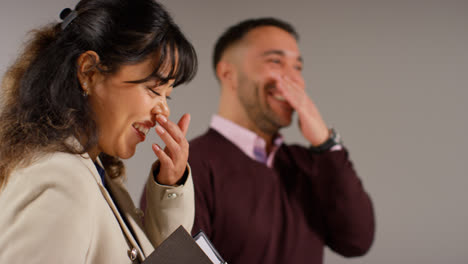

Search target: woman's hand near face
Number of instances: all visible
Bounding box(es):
[152,113,191,186]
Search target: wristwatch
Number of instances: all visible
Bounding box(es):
[309,128,342,153]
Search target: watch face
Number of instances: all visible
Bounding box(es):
[330,129,342,145]
[334,131,342,145]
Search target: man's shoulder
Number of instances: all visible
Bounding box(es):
[189,129,214,146]
[188,129,240,170]
[189,129,230,152]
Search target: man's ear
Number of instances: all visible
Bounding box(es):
[216,61,238,91]
[76,51,101,93]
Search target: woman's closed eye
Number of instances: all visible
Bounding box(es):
[148,87,172,100]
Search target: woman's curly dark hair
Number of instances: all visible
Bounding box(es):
[0,0,197,188]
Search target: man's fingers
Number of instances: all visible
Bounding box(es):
[281,76,303,95]
[276,79,299,107]
[277,75,311,110]
[283,74,305,90]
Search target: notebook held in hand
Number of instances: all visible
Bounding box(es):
[142,226,225,264]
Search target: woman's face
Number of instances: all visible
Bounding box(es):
[88,56,173,160]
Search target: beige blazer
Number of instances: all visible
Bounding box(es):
[0,151,194,263]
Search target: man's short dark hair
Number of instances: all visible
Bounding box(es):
[213,17,299,75]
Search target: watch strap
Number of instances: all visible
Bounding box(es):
[309,128,342,154]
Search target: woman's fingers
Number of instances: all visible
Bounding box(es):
[152,143,173,169]
[177,113,191,137]
[156,115,185,144]
[155,124,181,159]
[152,143,181,185]
[154,114,189,168]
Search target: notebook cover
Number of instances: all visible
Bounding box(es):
[142,226,213,264]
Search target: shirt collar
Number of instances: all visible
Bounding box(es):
[210,115,283,167]
[94,162,106,188]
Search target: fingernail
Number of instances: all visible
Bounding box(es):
[155,125,165,134]
[153,144,160,151]
[157,115,167,123]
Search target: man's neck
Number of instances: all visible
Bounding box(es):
[217,111,276,154]
[218,89,278,153]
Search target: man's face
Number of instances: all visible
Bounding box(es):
[235,26,305,136]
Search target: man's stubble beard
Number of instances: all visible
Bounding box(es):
[237,72,287,136]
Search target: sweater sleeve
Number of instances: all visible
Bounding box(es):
[288,146,375,257]
[188,151,215,238]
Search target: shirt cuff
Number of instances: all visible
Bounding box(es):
[330,144,343,151]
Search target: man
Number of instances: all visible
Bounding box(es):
[142,17,375,264]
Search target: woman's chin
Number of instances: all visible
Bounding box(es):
[115,145,137,160]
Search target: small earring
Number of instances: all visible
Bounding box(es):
[82,90,89,97]
[82,82,88,97]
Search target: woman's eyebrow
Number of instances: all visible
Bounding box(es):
[124,76,159,84]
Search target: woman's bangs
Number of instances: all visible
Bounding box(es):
[131,24,197,86]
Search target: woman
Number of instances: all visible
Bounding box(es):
[0,0,197,263]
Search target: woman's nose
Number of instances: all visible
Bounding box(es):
[151,98,170,119]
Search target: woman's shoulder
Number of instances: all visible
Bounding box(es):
[0,152,99,262]
[19,151,89,171]
[0,151,100,226]
[7,151,97,194]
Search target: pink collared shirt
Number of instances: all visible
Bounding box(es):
[210,115,283,168]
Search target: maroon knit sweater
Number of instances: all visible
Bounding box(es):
[187,129,374,264]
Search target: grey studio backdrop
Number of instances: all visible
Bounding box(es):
[1,0,467,263]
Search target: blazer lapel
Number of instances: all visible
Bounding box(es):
[79,154,147,262]
[104,176,155,258]
[98,183,146,262]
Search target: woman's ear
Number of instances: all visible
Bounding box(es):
[76,51,101,94]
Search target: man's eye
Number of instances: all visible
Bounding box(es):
[268,59,281,64]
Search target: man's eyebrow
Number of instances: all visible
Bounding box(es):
[262,50,285,57]
[261,50,303,63]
